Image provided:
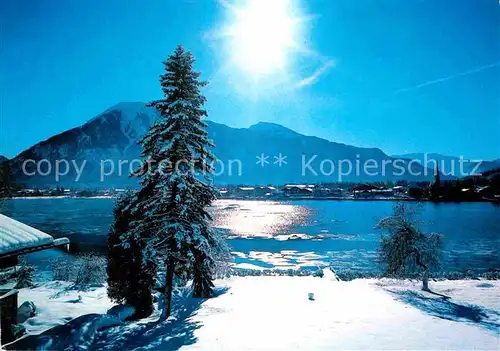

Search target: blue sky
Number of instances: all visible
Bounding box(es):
[1,0,499,160]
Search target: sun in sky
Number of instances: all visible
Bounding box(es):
[209,0,332,94]
[223,0,298,75]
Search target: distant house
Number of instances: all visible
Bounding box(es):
[283,184,315,197]
[407,182,430,198]
[314,187,342,197]
[218,188,229,198]
[0,214,69,344]
[351,184,380,192]
[392,185,405,194]
[254,186,277,197]
[351,184,377,198]
[476,186,497,198]
[233,187,255,198]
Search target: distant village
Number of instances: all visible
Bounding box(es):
[216,178,499,202]
[5,173,500,203]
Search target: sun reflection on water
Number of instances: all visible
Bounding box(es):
[210,200,310,237]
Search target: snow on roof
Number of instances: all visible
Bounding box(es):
[284,184,315,189]
[0,213,54,256]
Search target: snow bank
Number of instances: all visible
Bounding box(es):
[8,281,112,335]
[6,313,124,350]
[3,282,128,350]
[107,304,135,320]
[89,277,499,350]
[4,278,499,350]
[0,214,54,256]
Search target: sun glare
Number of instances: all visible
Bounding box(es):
[226,0,297,75]
[213,0,330,94]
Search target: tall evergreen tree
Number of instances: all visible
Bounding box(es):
[429,164,441,201]
[126,45,223,319]
[107,190,156,318]
[190,181,231,298]
[0,161,13,198]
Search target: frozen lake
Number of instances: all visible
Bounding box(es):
[3,198,499,273]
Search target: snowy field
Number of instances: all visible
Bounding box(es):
[6,273,499,350]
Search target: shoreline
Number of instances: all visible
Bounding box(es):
[3,195,497,203]
[5,195,115,200]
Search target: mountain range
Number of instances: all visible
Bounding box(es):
[391,153,500,177]
[5,102,497,188]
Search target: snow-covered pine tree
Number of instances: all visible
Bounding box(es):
[128,45,224,319]
[190,181,231,298]
[377,203,443,291]
[107,190,156,318]
[0,161,13,199]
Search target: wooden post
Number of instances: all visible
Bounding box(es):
[0,256,18,270]
[0,289,19,346]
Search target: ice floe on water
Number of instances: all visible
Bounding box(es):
[231,250,331,270]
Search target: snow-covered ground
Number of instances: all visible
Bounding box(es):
[6,274,499,350]
[11,281,112,335]
[176,276,499,351]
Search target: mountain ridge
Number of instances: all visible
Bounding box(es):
[392,152,500,175]
[5,102,462,188]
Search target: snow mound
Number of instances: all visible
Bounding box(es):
[6,313,124,350]
[3,282,114,350]
[107,304,135,320]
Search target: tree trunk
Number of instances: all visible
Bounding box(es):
[414,249,430,292]
[192,256,202,298]
[192,250,204,298]
[422,268,429,292]
[160,256,174,321]
[160,184,178,320]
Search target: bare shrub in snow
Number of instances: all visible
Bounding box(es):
[74,254,106,287]
[333,269,381,281]
[212,232,233,280]
[482,270,500,280]
[0,267,17,284]
[14,259,35,289]
[377,202,443,291]
[50,258,73,281]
